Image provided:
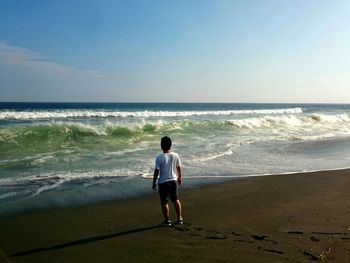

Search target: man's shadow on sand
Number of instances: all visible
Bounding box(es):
[12,225,160,257]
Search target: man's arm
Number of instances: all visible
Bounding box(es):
[176,166,182,185]
[152,169,159,190]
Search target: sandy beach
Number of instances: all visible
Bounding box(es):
[1,169,350,262]
[3,0,350,261]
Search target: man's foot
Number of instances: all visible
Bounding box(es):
[174,219,184,225]
[159,220,172,227]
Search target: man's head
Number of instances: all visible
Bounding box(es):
[161,136,172,152]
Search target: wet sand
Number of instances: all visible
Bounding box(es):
[1,169,350,262]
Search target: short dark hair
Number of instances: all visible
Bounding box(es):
[161,136,172,151]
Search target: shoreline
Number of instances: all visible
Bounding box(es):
[1,168,350,262]
[3,165,350,217]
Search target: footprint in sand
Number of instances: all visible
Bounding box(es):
[287,230,304,235]
[310,236,319,242]
[264,249,284,255]
[173,222,205,238]
[175,224,228,240]
[251,234,268,241]
[205,230,227,240]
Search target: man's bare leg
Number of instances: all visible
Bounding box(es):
[161,204,170,221]
[174,199,183,221]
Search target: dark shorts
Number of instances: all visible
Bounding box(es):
[158,180,178,205]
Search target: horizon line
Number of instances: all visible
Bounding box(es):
[1,101,350,105]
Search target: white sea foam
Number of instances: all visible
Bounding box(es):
[226,113,350,129]
[32,179,65,196]
[0,107,303,120]
[0,151,72,165]
[0,169,139,186]
[104,148,145,156]
[310,113,350,123]
[191,147,234,162]
[0,169,145,201]
[141,166,350,179]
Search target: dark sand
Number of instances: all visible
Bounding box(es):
[1,169,350,262]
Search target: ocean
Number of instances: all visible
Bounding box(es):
[1,102,350,215]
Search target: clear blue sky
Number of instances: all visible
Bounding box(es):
[1,0,349,102]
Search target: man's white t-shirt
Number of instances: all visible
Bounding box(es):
[155,152,182,184]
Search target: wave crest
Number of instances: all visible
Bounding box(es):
[226,113,350,129]
[0,107,303,120]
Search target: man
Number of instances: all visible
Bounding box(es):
[152,136,184,226]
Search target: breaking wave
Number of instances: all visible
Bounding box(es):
[1,113,350,149]
[0,107,303,120]
[226,113,350,129]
